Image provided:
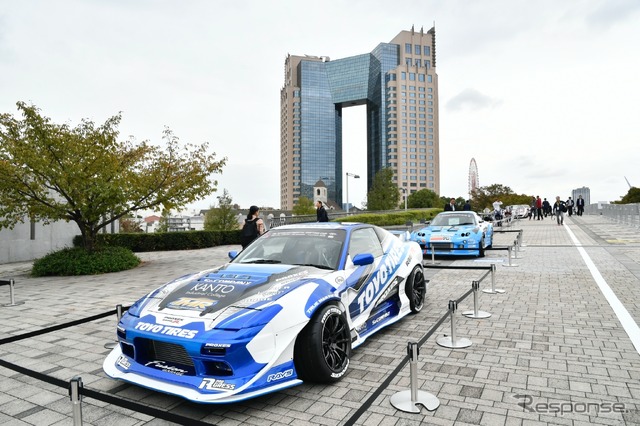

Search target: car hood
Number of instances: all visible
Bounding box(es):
[415,225,480,234]
[130,264,331,324]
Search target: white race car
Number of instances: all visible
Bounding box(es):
[104,223,426,403]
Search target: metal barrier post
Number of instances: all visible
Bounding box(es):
[1,279,25,307]
[429,243,439,265]
[104,304,124,349]
[483,263,505,294]
[437,301,472,348]
[389,342,440,413]
[512,240,522,259]
[502,245,519,267]
[69,376,83,426]
[517,230,526,249]
[463,281,491,319]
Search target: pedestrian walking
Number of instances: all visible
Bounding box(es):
[576,195,585,216]
[553,196,567,225]
[536,196,543,220]
[566,197,574,216]
[316,201,329,222]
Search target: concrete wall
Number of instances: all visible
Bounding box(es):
[0,219,79,264]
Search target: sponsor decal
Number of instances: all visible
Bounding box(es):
[134,321,198,339]
[430,235,450,241]
[167,297,216,311]
[145,360,189,376]
[371,311,391,325]
[355,322,367,333]
[190,282,236,294]
[267,369,294,382]
[160,316,184,325]
[116,355,130,369]
[198,378,236,391]
[355,245,404,313]
[204,343,231,348]
[377,276,401,302]
[306,294,334,315]
[335,276,345,285]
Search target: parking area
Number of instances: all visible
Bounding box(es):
[0,215,639,425]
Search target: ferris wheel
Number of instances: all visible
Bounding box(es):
[468,158,479,198]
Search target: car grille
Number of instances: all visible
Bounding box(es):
[136,337,195,370]
[422,242,453,250]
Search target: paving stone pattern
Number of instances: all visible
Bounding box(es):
[0,215,639,425]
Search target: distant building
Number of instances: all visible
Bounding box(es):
[144,215,161,233]
[167,211,204,232]
[280,26,440,209]
[0,216,118,264]
[572,187,591,205]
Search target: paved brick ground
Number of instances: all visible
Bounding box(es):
[0,214,639,425]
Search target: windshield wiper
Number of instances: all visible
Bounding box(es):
[245,259,282,264]
[457,222,474,226]
[296,263,334,270]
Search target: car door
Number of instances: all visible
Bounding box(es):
[342,227,389,319]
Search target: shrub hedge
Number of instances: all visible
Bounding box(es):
[338,209,440,226]
[72,230,242,252]
[32,246,141,277]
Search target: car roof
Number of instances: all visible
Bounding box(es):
[273,222,369,231]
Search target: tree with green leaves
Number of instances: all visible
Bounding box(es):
[204,189,239,231]
[0,102,226,252]
[407,189,440,208]
[469,183,531,212]
[119,214,143,233]
[367,168,400,211]
[613,187,640,204]
[292,196,316,215]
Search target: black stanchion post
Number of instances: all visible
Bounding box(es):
[437,300,472,348]
[104,304,124,349]
[390,342,440,413]
[463,281,491,319]
[69,376,83,426]
[1,279,25,307]
[483,263,505,294]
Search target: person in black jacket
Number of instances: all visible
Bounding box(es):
[316,201,329,222]
[576,195,585,216]
[444,198,456,211]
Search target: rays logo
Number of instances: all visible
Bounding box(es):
[267,369,293,382]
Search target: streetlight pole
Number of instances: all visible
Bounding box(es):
[401,188,407,211]
[345,172,360,214]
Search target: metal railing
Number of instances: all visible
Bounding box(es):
[585,203,640,228]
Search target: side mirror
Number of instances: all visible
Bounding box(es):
[352,253,374,266]
[228,250,238,260]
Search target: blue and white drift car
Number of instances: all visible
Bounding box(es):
[103,223,426,403]
[410,211,493,257]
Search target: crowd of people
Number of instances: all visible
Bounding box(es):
[526,194,585,225]
[443,194,586,228]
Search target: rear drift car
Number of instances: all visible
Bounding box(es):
[103,223,426,403]
[410,211,493,257]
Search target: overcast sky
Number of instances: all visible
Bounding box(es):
[1,0,639,212]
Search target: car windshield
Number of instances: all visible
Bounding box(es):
[232,228,346,270]
[430,214,478,227]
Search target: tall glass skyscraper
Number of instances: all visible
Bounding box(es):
[280,27,439,210]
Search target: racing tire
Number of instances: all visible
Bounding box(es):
[405,266,426,313]
[479,237,485,258]
[294,304,351,383]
